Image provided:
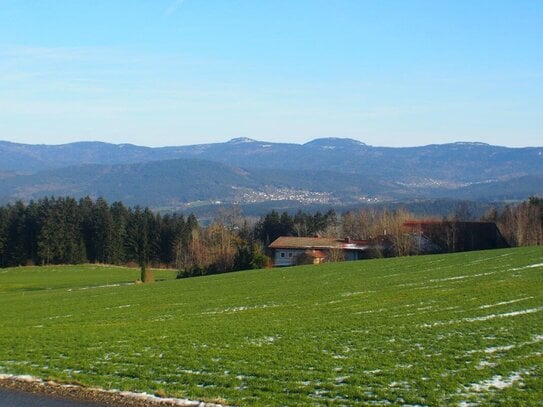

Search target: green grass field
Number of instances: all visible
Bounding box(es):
[1,247,542,405]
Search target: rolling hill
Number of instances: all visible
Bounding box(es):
[1,138,542,209]
[0,158,401,208]
[0,247,542,405]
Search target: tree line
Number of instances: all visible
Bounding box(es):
[0,196,541,276]
[0,197,196,269]
[482,197,543,247]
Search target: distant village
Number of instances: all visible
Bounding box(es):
[233,187,338,205]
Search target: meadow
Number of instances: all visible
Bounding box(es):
[0,247,542,405]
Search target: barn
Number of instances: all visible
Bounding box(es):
[402,220,510,253]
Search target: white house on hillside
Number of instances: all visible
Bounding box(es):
[268,236,374,267]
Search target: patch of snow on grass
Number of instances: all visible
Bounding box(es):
[72,282,134,291]
[203,304,278,314]
[466,307,543,322]
[389,380,410,389]
[484,344,515,353]
[341,290,376,297]
[430,275,471,282]
[486,334,543,354]
[247,336,279,347]
[151,314,173,322]
[509,262,543,271]
[479,297,534,309]
[476,360,497,369]
[335,376,349,386]
[468,371,523,392]
[177,368,211,376]
[356,308,387,314]
[429,271,495,283]
[420,307,543,327]
[47,314,72,320]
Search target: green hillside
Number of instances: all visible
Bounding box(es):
[0,248,542,405]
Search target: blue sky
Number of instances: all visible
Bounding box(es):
[0,0,541,147]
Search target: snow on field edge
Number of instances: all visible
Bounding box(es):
[0,374,228,406]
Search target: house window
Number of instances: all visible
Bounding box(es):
[289,252,293,258]
[280,252,285,258]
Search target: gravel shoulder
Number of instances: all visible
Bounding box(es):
[0,376,225,407]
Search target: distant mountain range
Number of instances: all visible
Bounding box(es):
[1,138,542,211]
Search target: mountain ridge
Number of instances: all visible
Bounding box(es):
[2,137,542,180]
[0,138,542,210]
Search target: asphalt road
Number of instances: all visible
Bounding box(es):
[0,388,106,407]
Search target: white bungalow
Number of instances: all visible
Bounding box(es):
[268,236,373,267]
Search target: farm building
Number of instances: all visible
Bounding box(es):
[269,221,509,266]
[268,236,382,267]
[402,220,509,254]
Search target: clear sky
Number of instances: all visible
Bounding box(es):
[0,0,542,147]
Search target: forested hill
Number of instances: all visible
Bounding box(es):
[0,158,401,208]
[0,138,542,209]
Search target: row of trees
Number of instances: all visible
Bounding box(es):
[0,197,267,278]
[0,197,197,270]
[484,197,543,247]
[1,196,541,276]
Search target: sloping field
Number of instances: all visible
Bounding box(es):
[0,248,542,405]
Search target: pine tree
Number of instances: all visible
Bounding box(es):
[93,197,113,263]
[79,196,97,262]
[62,197,86,264]
[6,201,29,266]
[126,206,153,282]
[110,201,128,264]
[0,206,7,267]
